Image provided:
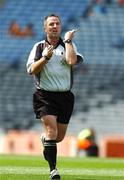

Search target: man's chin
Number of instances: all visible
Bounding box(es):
[50,34,59,39]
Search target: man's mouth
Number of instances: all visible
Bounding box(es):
[52,29,57,33]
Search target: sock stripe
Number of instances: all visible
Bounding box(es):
[44,143,56,146]
[44,140,56,147]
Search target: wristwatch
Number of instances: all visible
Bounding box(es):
[64,39,72,44]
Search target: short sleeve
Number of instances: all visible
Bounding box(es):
[73,43,84,64]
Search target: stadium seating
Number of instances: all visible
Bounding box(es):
[0,0,124,144]
[0,0,88,130]
[0,0,87,61]
[70,2,124,138]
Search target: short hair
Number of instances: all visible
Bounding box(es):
[44,14,61,26]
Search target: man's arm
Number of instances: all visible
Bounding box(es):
[64,30,78,65]
[27,44,53,75]
[30,56,49,75]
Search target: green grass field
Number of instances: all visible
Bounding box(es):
[0,154,124,180]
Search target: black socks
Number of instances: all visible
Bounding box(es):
[43,140,57,171]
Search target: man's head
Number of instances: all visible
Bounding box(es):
[43,14,62,39]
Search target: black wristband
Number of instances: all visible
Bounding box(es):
[43,55,50,61]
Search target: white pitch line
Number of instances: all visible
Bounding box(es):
[0,167,124,177]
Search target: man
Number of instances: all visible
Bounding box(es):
[77,128,99,157]
[26,14,83,180]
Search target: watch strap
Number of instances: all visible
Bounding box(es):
[64,39,72,43]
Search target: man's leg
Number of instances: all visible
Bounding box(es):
[41,115,60,179]
[56,122,68,142]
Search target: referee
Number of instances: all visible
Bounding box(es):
[26,14,83,180]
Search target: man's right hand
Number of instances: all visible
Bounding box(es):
[43,44,54,60]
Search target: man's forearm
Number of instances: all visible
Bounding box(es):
[31,56,48,75]
[65,43,77,65]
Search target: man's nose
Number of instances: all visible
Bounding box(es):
[53,23,57,27]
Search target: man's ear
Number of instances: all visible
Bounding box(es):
[44,25,47,33]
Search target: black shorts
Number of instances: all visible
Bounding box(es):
[33,89,74,124]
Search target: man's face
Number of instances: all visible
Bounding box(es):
[44,16,61,39]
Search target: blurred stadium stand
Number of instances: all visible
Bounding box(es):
[0,0,124,142]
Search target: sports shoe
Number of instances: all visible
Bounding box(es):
[50,169,60,180]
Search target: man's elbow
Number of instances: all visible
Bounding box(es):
[29,68,37,75]
[67,57,77,65]
[30,66,41,75]
[27,65,35,75]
